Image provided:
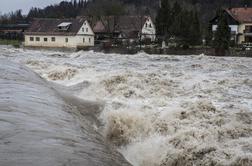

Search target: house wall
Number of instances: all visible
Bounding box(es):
[25,35,75,48]
[76,20,95,46]
[25,35,94,48]
[141,17,156,41]
[212,25,238,33]
[237,23,252,44]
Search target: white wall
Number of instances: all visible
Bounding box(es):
[76,20,95,46]
[75,35,94,46]
[25,35,75,48]
[212,25,238,34]
[77,20,94,36]
[25,35,94,48]
[141,17,156,41]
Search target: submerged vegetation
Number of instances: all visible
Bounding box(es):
[0,39,21,47]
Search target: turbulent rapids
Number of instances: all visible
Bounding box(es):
[0,46,252,166]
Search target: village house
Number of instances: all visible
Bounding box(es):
[92,16,156,43]
[24,18,94,48]
[211,7,252,44]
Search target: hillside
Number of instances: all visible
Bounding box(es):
[26,0,251,23]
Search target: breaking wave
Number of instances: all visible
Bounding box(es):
[48,68,78,80]
[104,100,252,166]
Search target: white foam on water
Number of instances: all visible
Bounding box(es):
[1,46,252,166]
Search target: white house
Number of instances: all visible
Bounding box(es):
[24,18,94,48]
[92,16,156,42]
[211,8,252,44]
[141,16,156,41]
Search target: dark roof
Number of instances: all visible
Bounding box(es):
[225,8,252,23]
[0,24,30,30]
[25,18,87,36]
[93,16,151,38]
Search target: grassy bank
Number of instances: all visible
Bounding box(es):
[0,39,21,47]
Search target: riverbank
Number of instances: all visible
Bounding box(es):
[0,39,21,47]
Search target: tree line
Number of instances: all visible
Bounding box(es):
[27,0,88,19]
[0,10,26,24]
[1,0,250,24]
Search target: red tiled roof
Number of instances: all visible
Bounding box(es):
[225,8,252,23]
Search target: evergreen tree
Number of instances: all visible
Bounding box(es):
[171,1,182,19]
[169,2,188,45]
[189,10,201,45]
[213,11,231,56]
[205,23,213,46]
[169,8,188,44]
[155,0,172,38]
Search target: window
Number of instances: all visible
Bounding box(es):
[89,38,91,43]
[30,37,34,41]
[145,23,148,28]
[36,37,40,41]
[65,38,68,43]
[51,37,55,42]
[82,28,84,32]
[44,38,48,42]
[86,28,88,32]
[149,24,152,28]
[83,38,85,43]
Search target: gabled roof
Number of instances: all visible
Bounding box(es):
[25,18,87,36]
[93,16,152,38]
[225,8,252,23]
[93,21,106,33]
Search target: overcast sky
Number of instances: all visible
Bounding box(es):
[0,0,69,15]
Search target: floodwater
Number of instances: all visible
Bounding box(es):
[0,58,131,166]
[0,45,252,166]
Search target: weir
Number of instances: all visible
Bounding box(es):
[0,60,131,166]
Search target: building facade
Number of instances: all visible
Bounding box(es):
[211,8,252,44]
[92,16,156,42]
[24,18,94,48]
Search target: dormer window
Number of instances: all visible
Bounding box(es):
[57,22,72,31]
